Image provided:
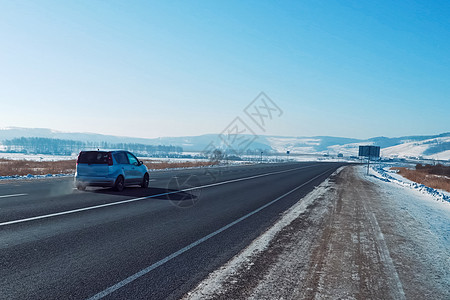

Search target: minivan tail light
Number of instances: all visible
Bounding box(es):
[107,153,113,166]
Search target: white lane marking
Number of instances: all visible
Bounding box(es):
[0,193,28,199]
[86,168,334,300]
[0,164,318,227]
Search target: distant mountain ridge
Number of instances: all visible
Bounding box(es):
[0,127,449,159]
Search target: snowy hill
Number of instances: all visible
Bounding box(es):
[381,136,450,160]
[0,127,449,160]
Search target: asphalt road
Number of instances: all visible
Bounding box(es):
[0,162,345,299]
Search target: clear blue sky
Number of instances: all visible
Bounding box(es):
[0,0,449,139]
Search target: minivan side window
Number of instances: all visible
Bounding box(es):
[126,153,139,165]
[114,152,129,164]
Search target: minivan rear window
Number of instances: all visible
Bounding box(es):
[77,151,109,164]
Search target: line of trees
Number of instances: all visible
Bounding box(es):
[1,137,183,156]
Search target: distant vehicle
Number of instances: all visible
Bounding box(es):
[75,150,149,191]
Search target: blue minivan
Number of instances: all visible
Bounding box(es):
[75,150,149,191]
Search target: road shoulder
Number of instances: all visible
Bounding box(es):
[184,166,450,299]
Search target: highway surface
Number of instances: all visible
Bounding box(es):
[0,162,345,299]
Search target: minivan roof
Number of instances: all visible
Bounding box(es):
[79,150,128,153]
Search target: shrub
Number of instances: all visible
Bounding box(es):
[392,166,450,192]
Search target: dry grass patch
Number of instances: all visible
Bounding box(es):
[0,158,219,177]
[0,159,76,177]
[142,160,218,170]
[391,164,450,193]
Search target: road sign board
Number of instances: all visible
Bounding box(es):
[358,145,380,157]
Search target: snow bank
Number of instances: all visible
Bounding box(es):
[369,164,450,203]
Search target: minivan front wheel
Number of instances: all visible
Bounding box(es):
[114,176,124,192]
[141,173,149,188]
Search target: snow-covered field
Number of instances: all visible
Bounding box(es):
[0,173,72,180]
[0,153,77,161]
[0,152,355,163]
[265,137,321,154]
[328,141,375,156]
[0,153,211,162]
[2,127,449,161]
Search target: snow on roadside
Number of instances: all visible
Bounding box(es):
[0,153,77,161]
[362,165,450,256]
[369,163,450,203]
[0,173,73,181]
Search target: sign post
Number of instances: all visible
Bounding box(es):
[358,145,381,175]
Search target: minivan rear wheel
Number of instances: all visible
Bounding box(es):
[114,176,124,192]
[141,173,149,188]
[76,184,86,191]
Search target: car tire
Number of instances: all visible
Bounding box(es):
[114,176,125,192]
[76,184,86,191]
[141,173,149,188]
